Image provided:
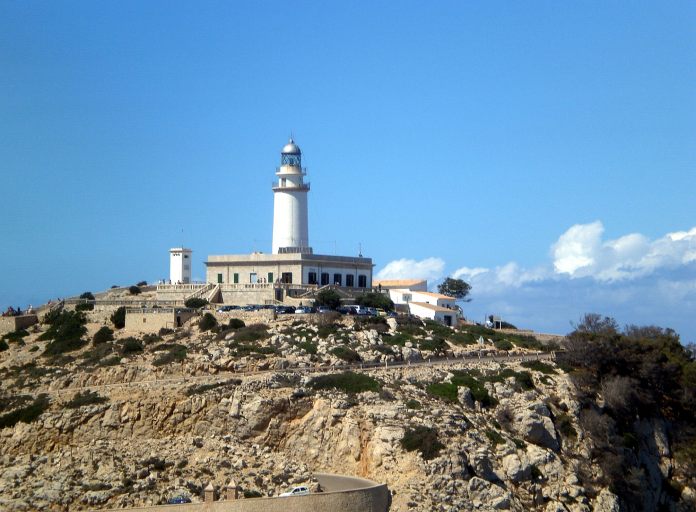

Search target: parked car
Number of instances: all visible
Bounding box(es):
[316,306,333,314]
[167,496,192,504]
[337,306,358,315]
[216,305,239,312]
[280,486,310,497]
[275,305,296,314]
[295,306,314,314]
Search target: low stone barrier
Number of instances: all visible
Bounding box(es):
[0,314,38,335]
[91,473,389,512]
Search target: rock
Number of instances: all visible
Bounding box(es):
[514,403,559,451]
[457,387,474,409]
[594,489,620,512]
[467,477,511,509]
[501,453,531,483]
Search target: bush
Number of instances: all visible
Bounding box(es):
[39,310,88,356]
[494,339,513,351]
[75,302,94,312]
[427,382,459,402]
[233,324,269,343]
[228,318,245,329]
[355,292,395,311]
[152,344,187,366]
[317,323,339,339]
[383,333,411,346]
[42,308,62,325]
[314,289,342,309]
[111,307,126,329]
[128,286,141,295]
[79,292,95,300]
[405,399,422,410]
[448,331,477,345]
[0,394,50,429]
[521,360,557,374]
[121,337,143,354]
[2,329,28,343]
[136,281,147,287]
[485,429,505,447]
[199,313,217,331]
[309,371,380,394]
[158,327,174,336]
[397,324,426,337]
[400,426,444,460]
[424,319,452,337]
[0,340,8,352]
[450,370,497,407]
[184,298,208,309]
[296,341,318,355]
[331,346,361,362]
[419,337,449,353]
[66,390,108,409]
[93,326,114,344]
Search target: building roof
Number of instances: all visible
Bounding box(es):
[409,302,457,313]
[415,291,455,300]
[373,279,427,288]
[281,138,301,154]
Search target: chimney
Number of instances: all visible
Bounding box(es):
[204,482,215,503]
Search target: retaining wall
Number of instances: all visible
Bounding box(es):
[0,315,38,335]
[92,473,389,512]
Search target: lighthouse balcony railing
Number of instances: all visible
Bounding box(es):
[275,167,307,175]
[271,181,310,191]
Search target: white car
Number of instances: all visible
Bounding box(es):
[279,486,310,497]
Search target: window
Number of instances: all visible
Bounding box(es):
[184,255,189,259]
[346,274,354,287]
[308,272,317,284]
[267,272,274,283]
[233,273,239,284]
[250,273,258,284]
[217,273,223,284]
[282,272,293,284]
[358,275,367,287]
[333,273,342,286]
[321,273,330,286]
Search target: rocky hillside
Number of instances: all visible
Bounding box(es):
[0,306,693,511]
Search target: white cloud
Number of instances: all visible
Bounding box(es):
[551,222,696,281]
[375,257,445,282]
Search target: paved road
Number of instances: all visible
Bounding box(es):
[37,351,557,398]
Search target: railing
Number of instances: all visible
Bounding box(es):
[156,283,208,292]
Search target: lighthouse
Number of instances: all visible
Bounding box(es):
[272,139,312,254]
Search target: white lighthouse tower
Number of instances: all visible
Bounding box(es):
[272,139,312,254]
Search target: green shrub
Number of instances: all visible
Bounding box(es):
[42,308,62,325]
[75,302,94,312]
[521,360,557,374]
[315,289,342,309]
[405,399,422,410]
[38,310,86,344]
[93,326,114,344]
[297,341,318,355]
[158,327,174,336]
[317,324,339,339]
[309,371,380,394]
[494,339,513,351]
[66,390,108,409]
[199,313,217,331]
[383,333,410,346]
[355,292,395,311]
[228,318,245,329]
[2,329,28,343]
[427,382,459,402]
[152,344,187,366]
[81,343,116,366]
[400,426,444,460]
[0,340,8,352]
[184,298,208,309]
[424,319,452,337]
[79,292,95,300]
[485,428,505,447]
[128,286,141,295]
[419,337,449,353]
[243,490,263,499]
[397,324,426,337]
[0,394,50,429]
[233,324,269,343]
[111,307,126,329]
[331,346,361,362]
[121,337,143,354]
[448,331,477,345]
[554,412,577,440]
[450,370,497,407]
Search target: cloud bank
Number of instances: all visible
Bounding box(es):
[376,222,696,341]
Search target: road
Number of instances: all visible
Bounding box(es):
[37,351,558,398]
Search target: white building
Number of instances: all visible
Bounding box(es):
[169,248,192,284]
[389,288,460,326]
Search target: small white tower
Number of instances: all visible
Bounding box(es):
[272,139,312,254]
[169,247,192,284]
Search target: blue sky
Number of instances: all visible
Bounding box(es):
[1,1,694,341]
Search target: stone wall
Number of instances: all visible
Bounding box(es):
[0,315,38,335]
[90,474,389,512]
[125,310,198,333]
